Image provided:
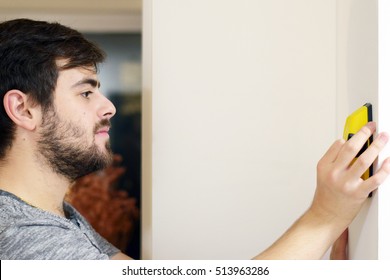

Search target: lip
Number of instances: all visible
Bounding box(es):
[95,126,110,135]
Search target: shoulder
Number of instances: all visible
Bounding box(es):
[0,190,70,233]
[0,220,111,260]
[0,191,116,260]
[0,190,37,232]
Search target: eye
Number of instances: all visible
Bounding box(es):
[81,91,93,99]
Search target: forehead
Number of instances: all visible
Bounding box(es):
[56,66,99,88]
[56,58,98,81]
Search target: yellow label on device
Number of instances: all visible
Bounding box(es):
[343,103,372,180]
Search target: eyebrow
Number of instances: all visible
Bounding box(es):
[72,78,100,89]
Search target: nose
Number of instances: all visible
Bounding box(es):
[98,93,116,120]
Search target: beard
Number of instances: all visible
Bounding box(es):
[37,107,113,181]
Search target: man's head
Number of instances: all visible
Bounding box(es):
[0,18,116,181]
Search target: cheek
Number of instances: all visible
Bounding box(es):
[59,108,94,133]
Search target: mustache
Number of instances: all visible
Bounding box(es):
[94,119,111,134]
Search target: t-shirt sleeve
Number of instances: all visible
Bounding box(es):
[0,222,119,260]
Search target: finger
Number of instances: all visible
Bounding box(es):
[361,157,390,195]
[349,132,389,178]
[319,139,345,164]
[335,122,376,168]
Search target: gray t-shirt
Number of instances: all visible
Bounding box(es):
[0,189,120,260]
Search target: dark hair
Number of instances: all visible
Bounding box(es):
[0,18,105,159]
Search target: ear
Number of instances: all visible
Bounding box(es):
[3,90,39,131]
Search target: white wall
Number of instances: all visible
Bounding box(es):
[336,0,379,260]
[142,0,337,259]
[377,0,390,260]
[335,0,390,260]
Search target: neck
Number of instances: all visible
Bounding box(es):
[0,145,72,217]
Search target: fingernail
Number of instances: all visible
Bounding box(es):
[367,122,376,130]
[378,132,389,144]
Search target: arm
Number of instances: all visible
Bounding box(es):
[330,228,348,260]
[110,252,133,260]
[253,122,390,259]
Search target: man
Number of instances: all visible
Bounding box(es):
[0,18,130,260]
[0,19,389,260]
